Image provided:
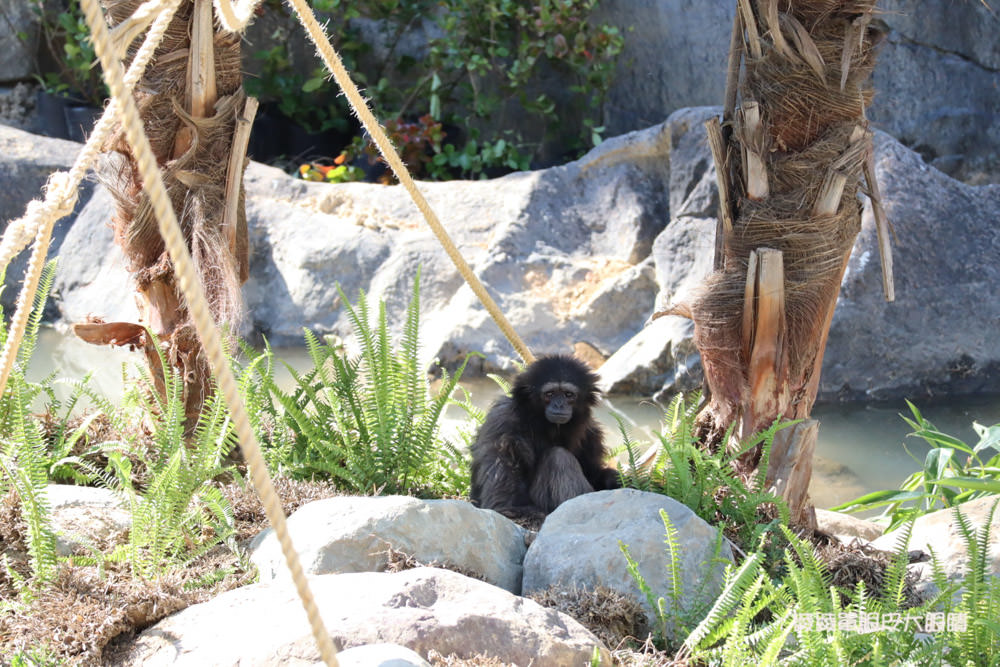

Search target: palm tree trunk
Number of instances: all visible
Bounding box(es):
[693,0,893,526]
[73,0,254,433]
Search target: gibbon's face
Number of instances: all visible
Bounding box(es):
[540,381,578,425]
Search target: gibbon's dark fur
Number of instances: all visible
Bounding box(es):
[470,355,619,520]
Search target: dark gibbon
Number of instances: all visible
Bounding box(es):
[470,355,620,522]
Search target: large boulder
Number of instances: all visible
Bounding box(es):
[870,496,1000,598]
[597,314,701,397]
[822,132,1000,400]
[0,1,37,82]
[114,568,610,666]
[616,106,1000,401]
[32,102,1000,398]
[522,489,733,640]
[871,0,1000,184]
[0,124,94,316]
[592,1,733,139]
[50,185,138,324]
[55,122,672,374]
[250,496,527,594]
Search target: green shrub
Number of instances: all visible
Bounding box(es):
[617,392,791,552]
[683,504,1000,666]
[257,270,475,497]
[833,401,1000,532]
[0,262,61,586]
[249,0,624,178]
[75,337,238,578]
[29,0,108,105]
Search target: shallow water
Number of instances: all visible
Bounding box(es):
[27,328,1000,513]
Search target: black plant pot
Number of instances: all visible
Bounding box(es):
[247,105,285,163]
[64,104,104,143]
[35,90,77,139]
[285,123,346,162]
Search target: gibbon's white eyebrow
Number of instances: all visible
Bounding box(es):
[541,382,579,394]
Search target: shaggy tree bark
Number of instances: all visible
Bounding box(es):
[691,0,893,527]
[73,0,255,433]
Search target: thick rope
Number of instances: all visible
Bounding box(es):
[283,0,536,365]
[0,0,183,399]
[213,0,263,32]
[78,0,339,664]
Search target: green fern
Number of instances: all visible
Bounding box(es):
[259,270,476,497]
[86,334,237,577]
[0,261,61,587]
[621,510,729,651]
[616,392,791,551]
[680,508,1000,666]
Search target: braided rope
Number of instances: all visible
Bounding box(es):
[0,0,182,399]
[213,0,263,32]
[3,2,535,662]
[283,0,535,365]
[78,0,339,664]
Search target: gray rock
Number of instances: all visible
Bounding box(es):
[51,185,138,325]
[593,0,734,139]
[592,1,999,184]
[870,20,1000,185]
[870,496,1000,598]
[115,568,610,667]
[598,315,701,397]
[0,124,94,315]
[617,108,1000,402]
[28,101,1000,399]
[0,1,38,82]
[336,643,430,667]
[250,496,527,594]
[47,484,129,557]
[879,12,1000,185]
[822,132,1000,400]
[55,126,670,374]
[814,508,884,544]
[597,108,716,396]
[522,489,732,640]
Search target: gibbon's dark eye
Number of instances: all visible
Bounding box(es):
[544,391,554,400]
[565,391,576,401]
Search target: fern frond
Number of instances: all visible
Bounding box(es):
[685,551,765,651]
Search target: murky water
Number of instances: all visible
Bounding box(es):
[27,328,1000,513]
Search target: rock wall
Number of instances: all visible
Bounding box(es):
[3,1,997,179]
[3,101,998,401]
[0,0,37,82]
[593,0,1000,184]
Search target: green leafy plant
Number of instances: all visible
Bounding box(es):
[427,130,532,180]
[0,262,61,587]
[30,0,107,105]
[683,504,1000,666]
[425,0,623,165]
[247,45,354,136]
[617,392,791,551]
[833,401,1000,531]
[259,270,475,497]
[76,336,237,578]
[250,0,623,178]
[620,509,729,651]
